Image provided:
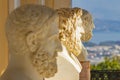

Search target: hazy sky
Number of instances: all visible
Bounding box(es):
[72,0,120,21]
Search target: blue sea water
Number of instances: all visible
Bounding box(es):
[90,32,120,44]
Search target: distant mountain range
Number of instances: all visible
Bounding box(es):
[84,41,120,47]
[93,19,120,32]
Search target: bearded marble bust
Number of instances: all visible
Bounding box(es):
[56,8,94,61]
[0,4,62,80]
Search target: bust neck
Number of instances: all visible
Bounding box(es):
[58,44,82,73]
[0,52,44,80]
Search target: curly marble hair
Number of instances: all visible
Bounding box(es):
[6,4,61,78]
[56,8,94,60]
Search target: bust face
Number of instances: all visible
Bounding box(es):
[6,4,62,78]
[81,9,95,42]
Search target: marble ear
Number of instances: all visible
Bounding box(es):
[26,32,38,52]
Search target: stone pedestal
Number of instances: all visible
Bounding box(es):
[79,61,90,80]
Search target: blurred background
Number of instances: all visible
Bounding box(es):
[73,0,120,43]
[72,0,120,67]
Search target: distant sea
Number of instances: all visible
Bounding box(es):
[90,32,120,44]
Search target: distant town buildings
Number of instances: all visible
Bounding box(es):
[87,45,120,64]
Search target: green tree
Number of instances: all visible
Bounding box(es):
[91,56,120,70]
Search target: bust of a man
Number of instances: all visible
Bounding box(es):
[0,4,62,80]
[56,8,94,61]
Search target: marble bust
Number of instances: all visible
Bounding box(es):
[78,9,95,61]
[0,4,94,80]
[56,8,94,62]
[1,4,62,80]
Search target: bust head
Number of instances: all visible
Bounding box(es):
[56,8,94,56]
[57,8,84,56]
[81,9,95,42]
[6,4,62,78]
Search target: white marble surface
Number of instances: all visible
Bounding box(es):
[45,45,81,80]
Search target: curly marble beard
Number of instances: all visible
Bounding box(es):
[81,32,92,42]
[60,34,82,56]
[30,47,57,78]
